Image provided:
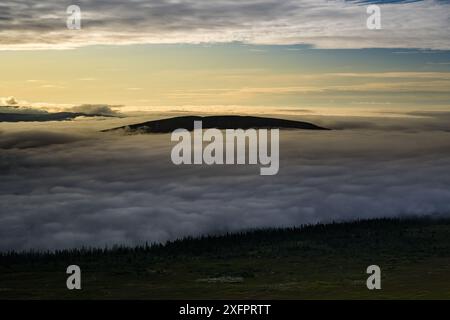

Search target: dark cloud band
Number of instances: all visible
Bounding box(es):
[0,0,449,50]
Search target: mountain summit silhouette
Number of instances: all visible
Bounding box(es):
[104,115,329,133]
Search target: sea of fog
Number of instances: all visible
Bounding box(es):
[1,112,450,251]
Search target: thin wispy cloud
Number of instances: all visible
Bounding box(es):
[0,0,449,50]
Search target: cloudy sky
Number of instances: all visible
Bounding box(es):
[1,0,449,50]
[0,0,449,111]
[1,1,450,251]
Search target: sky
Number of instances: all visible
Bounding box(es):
[0,0,449,114]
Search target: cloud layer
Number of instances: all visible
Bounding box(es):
[1,0,449,50]
[0,99,121,121]
[1,118,450,251]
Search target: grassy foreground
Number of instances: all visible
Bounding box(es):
[1,217,450,299]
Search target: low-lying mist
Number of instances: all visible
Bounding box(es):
[1,114,450,251]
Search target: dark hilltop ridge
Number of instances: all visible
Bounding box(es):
[0,111,117,122]
[103,115,329,133]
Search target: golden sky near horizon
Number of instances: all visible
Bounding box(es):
[1,44,450,114]
[1,0,450,114]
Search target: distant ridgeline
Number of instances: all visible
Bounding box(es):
[103,115,329,133]
[0,112,92,122]
[0,106,117,122]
